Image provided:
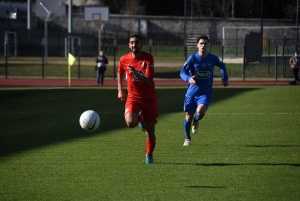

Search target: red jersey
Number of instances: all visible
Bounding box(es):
[118,51,157,102]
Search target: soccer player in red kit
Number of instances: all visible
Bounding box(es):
[117,34,158,164]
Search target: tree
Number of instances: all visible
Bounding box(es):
[101,0,145,15]
[122,0,145,15]
[189,0,235,18]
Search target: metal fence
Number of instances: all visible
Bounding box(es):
[0,28,298,81]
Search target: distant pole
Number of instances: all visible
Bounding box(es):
[261,0,263,56]
[39,2,51,63]
[27,0,32,30]
[297,0,299,51]
[68,0,72,34]
[191,0,193,30]
[184,0,186,37]
[68,0,73,57]
[184,0,187,60]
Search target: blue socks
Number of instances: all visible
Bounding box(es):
[194,114,204,121]
[184,119,191,139]
[184,115,205,139]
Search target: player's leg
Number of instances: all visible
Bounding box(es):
[100,69,106,85]
[138,110,145,132]
[144,121,156,164]
[183,96,197,146]
[142,100,158,164]
[192,95,210,134]
[99,70,104,85]
[192,104,206,133]
[124,101,141,128]
[295,68,300,83]
[293,68,298,83]
[96,69,100,84]
[103,70,106,85]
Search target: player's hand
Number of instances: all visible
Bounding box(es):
[118,90,126,101]
[127,65,136,74]
[222,80,228,87]
[189,76,196,84]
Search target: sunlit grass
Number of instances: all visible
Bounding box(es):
[0,87,299,200]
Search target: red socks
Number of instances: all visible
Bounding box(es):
[146,137,156,156]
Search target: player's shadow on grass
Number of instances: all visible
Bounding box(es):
[245,145,300,148]
[0,87,260,158]
[186,186,227,189]
[157,87,260,114]
[157,162,300,167]
[196,163,300,167]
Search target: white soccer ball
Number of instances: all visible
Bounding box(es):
[79,110,100,131]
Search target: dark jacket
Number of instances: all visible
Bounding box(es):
[95,55,108,70]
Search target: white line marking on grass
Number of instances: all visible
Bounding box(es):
[208,112,299,115]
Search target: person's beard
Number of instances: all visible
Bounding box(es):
[131,47,140,53]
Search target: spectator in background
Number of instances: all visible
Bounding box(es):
[95,51,108,85]
[289,51,300,85]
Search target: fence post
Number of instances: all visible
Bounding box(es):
[78,39,81,79]
[221,45,224,62]
[4,35,8,78]
[5,48,8,79]
[240,40,245,81]
[149,39,153,54]
[268,39,270,75]
[184,38,187,61]
[113,38,117,80]
[42,39,45,79]
[282,37,285,78]
[273,40,277,82]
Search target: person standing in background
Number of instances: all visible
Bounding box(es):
[95,51,108,85]
[289,51,300,85]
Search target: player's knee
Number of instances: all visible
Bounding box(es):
[125,120,137,128]
[196,111,206,117]
[125,113,138,128]
[197,105,207,116]
[185,112,194,122]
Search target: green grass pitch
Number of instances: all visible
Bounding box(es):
[0,86,299,201]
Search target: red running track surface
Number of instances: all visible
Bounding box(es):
[0,78,291,87]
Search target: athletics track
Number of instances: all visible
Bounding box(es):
[0,78,292,87]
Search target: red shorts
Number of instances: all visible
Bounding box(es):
[125,99,158,123]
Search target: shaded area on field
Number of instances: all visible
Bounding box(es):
[0,87,259,158]
[157,162,300,167]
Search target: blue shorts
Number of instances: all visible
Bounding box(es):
[183,95,211,114]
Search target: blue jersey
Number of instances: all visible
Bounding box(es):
[180,52,228,97]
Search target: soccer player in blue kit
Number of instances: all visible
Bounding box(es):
[180,35,229,146]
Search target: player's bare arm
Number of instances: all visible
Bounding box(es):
[127,65,152,86]
[117,72,126,101]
